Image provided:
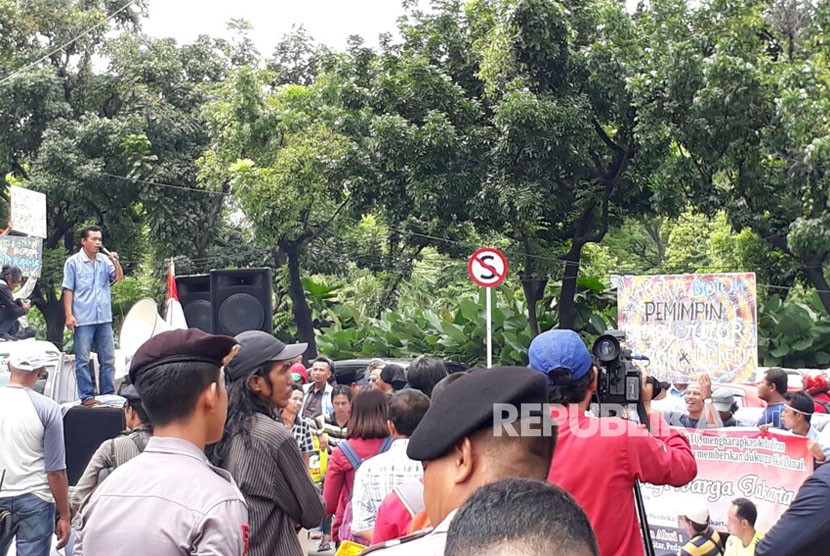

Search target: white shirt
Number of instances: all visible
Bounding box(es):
[0,385,65,502]
[351,438,423,533]
[815,423,830,461]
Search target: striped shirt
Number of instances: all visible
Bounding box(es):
[311,412,349,451]
[679,527,724,556]
[219,413,325,556]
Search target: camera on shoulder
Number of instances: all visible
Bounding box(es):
[592,331,643,405]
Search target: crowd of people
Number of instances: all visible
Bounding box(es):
[3,326,830,556]
[3,228,830,555]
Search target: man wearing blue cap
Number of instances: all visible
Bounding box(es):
[528,329,697,556]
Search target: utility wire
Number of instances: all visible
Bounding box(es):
[99,172,228,196]
[0,0,141,86]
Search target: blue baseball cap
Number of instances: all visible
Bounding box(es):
[528,329,593,382]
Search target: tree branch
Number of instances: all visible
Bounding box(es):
[592,118,624,155]
[310,196,351,241]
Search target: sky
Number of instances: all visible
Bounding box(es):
[141,0,422,55]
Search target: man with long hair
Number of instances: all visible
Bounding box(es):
[210,330,324,556]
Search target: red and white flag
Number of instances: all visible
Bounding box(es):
[165,261,188,329]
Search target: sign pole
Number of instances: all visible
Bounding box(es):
[486,286,493,368]
[467,247,508,370]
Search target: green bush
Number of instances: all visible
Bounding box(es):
[758,293,830,368]
[315,277,618,366]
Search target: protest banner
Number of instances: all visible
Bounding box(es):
[613,273,758,383]
[0,235,43,278]
[10,185,47,238]
[643,428,812,555]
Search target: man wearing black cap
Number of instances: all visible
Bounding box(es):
[364,366,557,554]
[528,329,697,556]
[210,330,325,556]
[75,328,249,556]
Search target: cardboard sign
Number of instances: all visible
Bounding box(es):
[10,185,47,238]
[614,273,758,383]
[0,235,43,277]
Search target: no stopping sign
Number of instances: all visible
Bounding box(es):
[467,248,508,288]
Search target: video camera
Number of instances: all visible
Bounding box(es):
[592,331,643,405]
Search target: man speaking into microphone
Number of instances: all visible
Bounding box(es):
[62,226,124,406]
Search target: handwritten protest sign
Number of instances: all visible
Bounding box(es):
[10,185,47,238]
[614,273,758,383]
[644,428,812,555]
[0,235,43,277]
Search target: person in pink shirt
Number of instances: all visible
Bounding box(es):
[371,479,424,544]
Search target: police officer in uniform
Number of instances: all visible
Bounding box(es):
[75,328,250,556]
[363,366,556,554]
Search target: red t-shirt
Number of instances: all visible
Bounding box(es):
[372,490,413,544]
[548,412,697,556]
[812,392,830,413]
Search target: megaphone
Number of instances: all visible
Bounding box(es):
[119,298,171,357]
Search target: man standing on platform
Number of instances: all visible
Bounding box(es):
[62,226,123,406]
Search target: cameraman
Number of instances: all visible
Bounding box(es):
[529,329,697,556]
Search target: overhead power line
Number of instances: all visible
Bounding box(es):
[0,0,141,86]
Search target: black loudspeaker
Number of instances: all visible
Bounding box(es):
[64,405,125,486]
[210,268,273,335]
[176,274,213,333]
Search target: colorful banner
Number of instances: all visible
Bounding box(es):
[644,428,813,555]
[0,235,43,277]
[614,273,758,383]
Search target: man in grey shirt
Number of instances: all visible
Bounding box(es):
[210,330,325,556]
[75,328,249,556]
[0,348,71,555]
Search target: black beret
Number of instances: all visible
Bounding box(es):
[129,328,238,385]
[407,366,548,461]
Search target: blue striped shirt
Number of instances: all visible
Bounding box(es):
[62,251,116,326]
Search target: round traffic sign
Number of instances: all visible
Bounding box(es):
[467,248,508,288]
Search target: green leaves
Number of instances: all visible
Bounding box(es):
[759,294,830,368]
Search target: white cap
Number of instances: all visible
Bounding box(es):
[9,349,47,372]
[680,497,710,525]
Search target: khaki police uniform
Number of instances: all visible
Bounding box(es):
[75,436,249,556]
[360,510,456,555]
[364,367,550,555]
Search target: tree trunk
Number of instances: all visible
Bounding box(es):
[804,264,830,314]
[558,246,583,330]
[36,294,66,349]
[282,241,317,358]
[520,270,547,337]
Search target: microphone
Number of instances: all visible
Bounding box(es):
[100,246,117,262]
